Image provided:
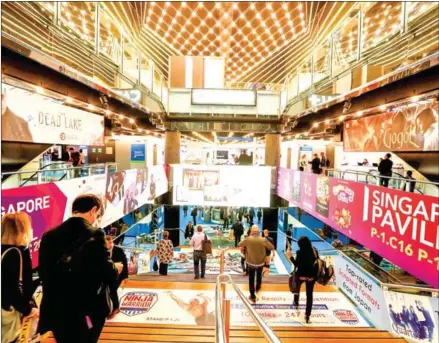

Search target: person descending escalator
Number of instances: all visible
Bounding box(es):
[286,236,319,324]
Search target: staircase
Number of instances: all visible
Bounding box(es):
[42,323,407,342]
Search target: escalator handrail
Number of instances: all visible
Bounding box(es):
[19,162,72,187]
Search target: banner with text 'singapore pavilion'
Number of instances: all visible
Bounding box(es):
[277,168,439,288]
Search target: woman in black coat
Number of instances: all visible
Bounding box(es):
[1,213,38,343]
[287,236,318,323]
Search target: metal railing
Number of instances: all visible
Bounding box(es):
[215,273,282,343]
[1,163,119,188]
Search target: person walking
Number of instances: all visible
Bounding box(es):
[257,208,262,224]
[378,153,393,187]
[185,221,195,241]
[286,224,293,250]
[232,219,244,247]
[263,229,276,268]
[310,154,321,174]
[248,208,255,224]
[286,236,318,324]
[156,231,174,276]
[2,213,38,343]
[223,207,229,230]
[183,205,188,217]
[190,226,207,279]
[239,225,274,302]
[402,170,416,193]
[38,194,123,343]
[191,207,198,226]
[320,152,330,175]
[105,235,128,320]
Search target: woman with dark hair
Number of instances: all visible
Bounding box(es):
[287,236,318,323]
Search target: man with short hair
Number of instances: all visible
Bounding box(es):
[190,226,207,279]
[311,154,321,174]
[232,219,244,247]
[378,153,393,187]
[239,225,274,302]
[38,194,123,343]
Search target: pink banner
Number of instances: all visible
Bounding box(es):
[276,169,439,288]
[1,184,67,268]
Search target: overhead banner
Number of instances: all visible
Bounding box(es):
[335,255,390,330]
[173,165,271,207]
[384,291,439,343]
[109,288,371,327]
[1,166,169,268]
[344,99,438,152]
[1,83,104,145]
[276,169,439,288]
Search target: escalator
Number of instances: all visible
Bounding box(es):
[395,152,439,183]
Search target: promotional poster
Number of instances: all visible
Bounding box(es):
[344,100,438,152]
[1,83,104,145]
[173,165,271,207]
[276,171,439,288]
[384,291,439,343]
[1,167,168,267]
[110,288,372,328]
[335,255,390,330]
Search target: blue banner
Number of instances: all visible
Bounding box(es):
[131,144,146,162]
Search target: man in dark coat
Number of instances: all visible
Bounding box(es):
[38,194,123,343]
[378,153,393,187]
[310,154,321,174]
[232,220,244,247]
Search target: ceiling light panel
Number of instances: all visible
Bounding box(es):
[143,1,307,80]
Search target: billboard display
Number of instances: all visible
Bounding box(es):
[276,170,439,288]
[1,166,169,268]
[1,83,104,145]
[344,100,438,152]
[173,165,271,207]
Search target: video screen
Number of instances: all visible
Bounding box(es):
[173,165,271,207]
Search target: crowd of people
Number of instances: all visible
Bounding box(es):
[300,152,331,175]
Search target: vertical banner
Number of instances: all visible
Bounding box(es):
[131,144,146,167]
[384,291,439,343]
[300,173,317,213]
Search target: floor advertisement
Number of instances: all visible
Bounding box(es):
[109,288,372,327]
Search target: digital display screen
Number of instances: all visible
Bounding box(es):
[216,150,229,160]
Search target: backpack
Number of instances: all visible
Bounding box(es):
[313,248,334,285]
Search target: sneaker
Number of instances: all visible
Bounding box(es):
[248,296,257,303]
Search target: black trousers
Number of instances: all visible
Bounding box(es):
[294,279,315,317]
[248,266,263,298]
[223,218,229,229]
[159,263,168,275]
[192,215,197,226]
[50,313,105,343]
[241,257,247,274]
[380,174,390,187]
[234,233,242,247]
[193,250,206,277]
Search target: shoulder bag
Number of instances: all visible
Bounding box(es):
[202,234,212,255]
[313,248,334,285]
[1,248,23,343]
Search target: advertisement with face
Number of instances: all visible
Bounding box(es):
[1,83,104,145]
[173,165,271,207]
[384,291,439,343]
[344,100,438,152]
[315,176,330,219]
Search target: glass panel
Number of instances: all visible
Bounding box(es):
[298,58,312,93]
[313,39,330,84]
[59,2,96,47]
[407,2,437,22]
[361,2,402,52]
[332,13,359,76]
[287,75,298,100]
[99,5,122,65]
[162,81,168,110]
[140,55,153,90]
[123,38,139,83]
[153,69,162,98]
[33,2,55,21]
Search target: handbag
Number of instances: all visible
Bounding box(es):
[288,271,299,294]
[96,284,113,319]
[1,248,23,343]
[202,234,212,255]
[153,257,159,272]
[313,248,334,285]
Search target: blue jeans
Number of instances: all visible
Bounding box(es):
[193,250,206,277]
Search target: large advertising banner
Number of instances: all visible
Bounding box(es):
[1,184,68,268]
[173,165,271,207]
[335,255,390,330]
[344,100,438,152]
[110,288,371,327]
[276,171,439,288]
[384,291,439,343]
[1,83,104,145]
[1,166,169,267]
[277,168,294,203]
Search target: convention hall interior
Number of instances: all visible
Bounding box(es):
[1,1,439,343]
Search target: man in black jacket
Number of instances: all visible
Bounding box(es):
[378,153,393,187]
[232,220,244,247]
[311,154,321,174]
[38,194,123,343]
